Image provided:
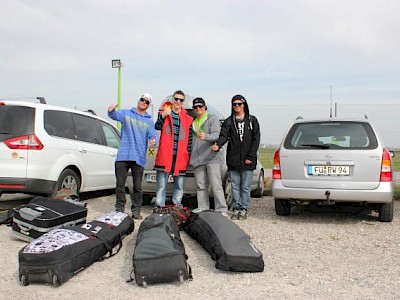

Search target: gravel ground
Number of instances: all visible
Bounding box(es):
[1,194,399,300]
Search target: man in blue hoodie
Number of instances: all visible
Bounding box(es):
[108,93,157,219]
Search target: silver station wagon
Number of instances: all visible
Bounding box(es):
[271,117,395,222]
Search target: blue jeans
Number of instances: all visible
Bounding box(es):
[155,171,184,207]
[229,170,252,211]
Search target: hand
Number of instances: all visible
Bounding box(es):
[198,130,205,140]
[108,104,118,112]
[148,137,156,147]
[211,143,219,152]
[161,107,171,118]
[245,159,252,165]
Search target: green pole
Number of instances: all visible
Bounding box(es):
[117,66,122,130]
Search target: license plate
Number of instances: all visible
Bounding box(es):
[308,165,350,176]
[146,174,174,183]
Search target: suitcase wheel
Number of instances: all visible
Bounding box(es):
[20,275,28,286]
[178,270,185,284]
[52,274,59,287]
[142,280,148,288]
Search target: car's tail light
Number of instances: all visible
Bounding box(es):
[0,102,5,106]
[4,135,44,150]
[272,149,281,179]
[380,148,392,182]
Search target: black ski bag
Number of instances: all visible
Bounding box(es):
[184,210,264,272]
[132,213,192,286]
[18,211,134,286]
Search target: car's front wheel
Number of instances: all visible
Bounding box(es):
[378,201,394,222]
[224,176,233,209]
[275,198,291,216]
[52,169,80,197]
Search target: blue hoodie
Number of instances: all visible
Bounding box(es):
[108,107,157,167]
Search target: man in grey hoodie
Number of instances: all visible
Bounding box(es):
[190,98,228,212]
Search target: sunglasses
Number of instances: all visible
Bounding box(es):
[232,102,243,107]
[173,97,185,102]
[193,105,204,109]
[139,98,150,105]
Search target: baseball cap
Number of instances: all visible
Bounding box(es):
[140,93,153,104]
[192,97,206,105]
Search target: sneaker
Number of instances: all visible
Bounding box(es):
[132,215,143,220]
[231,210,240,220]
[239,209,248,220]
[220,211,230,218]
[116,208,125,213]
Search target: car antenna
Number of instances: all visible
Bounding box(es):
[329,85,333,118]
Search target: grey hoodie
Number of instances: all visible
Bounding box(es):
[189,113,224,168]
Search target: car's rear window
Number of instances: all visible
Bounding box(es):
[0,106,35,141]
[284,121,378,149]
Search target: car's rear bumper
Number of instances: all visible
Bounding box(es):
[0,177,56,195]
[271,180,394,203]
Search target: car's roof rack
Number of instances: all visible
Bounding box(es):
[85,109,97,116]
[36,97,46,104]
[0,97,46,104]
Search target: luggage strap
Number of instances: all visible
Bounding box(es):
[78,227,123,261]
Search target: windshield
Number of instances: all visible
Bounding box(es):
[284,121,378,149]
[0,106,35,141]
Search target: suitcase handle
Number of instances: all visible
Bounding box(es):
[16,222,33,232]
[19,207,42,221]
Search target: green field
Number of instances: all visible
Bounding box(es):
[258,148,400,172]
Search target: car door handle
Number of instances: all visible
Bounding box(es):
[79,149,88,153]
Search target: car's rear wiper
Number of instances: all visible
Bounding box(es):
[301,144,330,149]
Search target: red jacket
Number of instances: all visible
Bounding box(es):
[155,105,193,176]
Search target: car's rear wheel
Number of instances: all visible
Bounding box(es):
[251,170,264,198]
[142,194,153,206]
[378,201,394,222]
[224,176,233,209]
[52,169,80,197]
[275,198,291,216]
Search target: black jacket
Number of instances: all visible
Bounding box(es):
[216,115,260,171]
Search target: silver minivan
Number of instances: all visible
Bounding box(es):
[0,99,121,197]
[271,117,395,222]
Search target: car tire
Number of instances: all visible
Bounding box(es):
[224,176,233,209]
[52,169,80,197]
[378,201,394,222]
[275,198,291,216]
[251,170,264,198]
[142,194,153,206]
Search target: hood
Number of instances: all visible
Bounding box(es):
[231,94,250,116]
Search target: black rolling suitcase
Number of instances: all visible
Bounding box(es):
[131,213,192,287]
[18,211,134,286]
[184,210,264,272]
[12,196,87,242]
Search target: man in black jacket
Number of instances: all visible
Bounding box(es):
[212,95,260,220]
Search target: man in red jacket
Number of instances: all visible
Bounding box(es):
[154,90,193,207]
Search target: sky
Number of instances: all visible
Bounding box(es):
[1,0,400,146]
